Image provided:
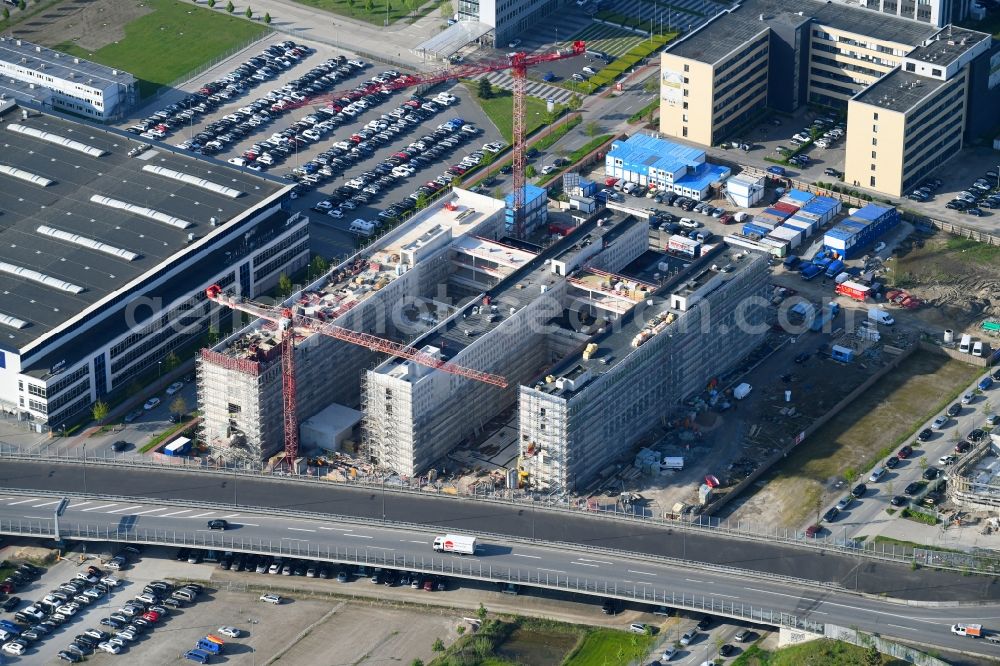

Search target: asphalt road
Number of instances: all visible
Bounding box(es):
[1,492,999,658]
[818,371,997,539]
[1,460,999,606]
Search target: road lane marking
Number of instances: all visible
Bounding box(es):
[281,537,309,541]
[366,546,394,550]
[685,578,703,583]
[628,570,657,576]
[537,568,566,574]
[132,508,168,516]
[319,527,341,531]
[7,498,39,505]
[820,601,938,623]
[577,558,614,565]
[80,504,118,512]
[345,534,373,539]
[106,505,144,514]
[159,510,193,517]
[187,512,215,518]
[23,515,50,520]
[745,588,817,603]
[31,500,60,508]
[288,528,316,533]
[810,611,828,615]
[407,540,428,544]
[886,623,916,631]
[239,523,259,527]
[574,563,600,567]
[513,554,541,559]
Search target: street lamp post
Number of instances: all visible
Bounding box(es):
[381,477,386,521]
[157,361,163,379]
[82,442,88,494]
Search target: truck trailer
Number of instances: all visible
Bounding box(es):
[432,534,477,555]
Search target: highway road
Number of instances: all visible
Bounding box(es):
[816,370,998,539]
[2,459,1000,606]
[1,491,999,658]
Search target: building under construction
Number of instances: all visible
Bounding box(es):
[518,249,770,492]
[197,188,507,463]
[362,213,651,477]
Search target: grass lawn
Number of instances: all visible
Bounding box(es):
[461,82,559,142]
[765,350,981,526]
[54,0,269,98]
[563,628,655,666]
[289,0,445,26]
[732,639,909,665]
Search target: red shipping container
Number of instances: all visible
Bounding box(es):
[773,202,799,216]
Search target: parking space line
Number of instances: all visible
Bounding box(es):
[132,507,168,515]
[106,505,145,514]
[80,503,118,512]
[69,501,93,508]
[159,509,193,517]
[7,498,39,505]
[30,500,60,508]
[187,511,215,518]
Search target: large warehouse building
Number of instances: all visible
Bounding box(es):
[658,0,997,196]
[0,99,306,429]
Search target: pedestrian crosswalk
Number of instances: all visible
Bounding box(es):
[470,71,577,105]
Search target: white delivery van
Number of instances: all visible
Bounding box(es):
[349,219,376,236]
[733,383,752,400]
[973,341,983,357]
[868,308,894,325]
[960,334,972,353]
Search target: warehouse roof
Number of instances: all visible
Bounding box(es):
[668,0,936,64]
[607,134,705,175]
[674,163,732,192]
[851,67,951,113]
[0,103,284,351]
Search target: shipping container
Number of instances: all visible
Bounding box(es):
[836,281,870,301]
[760,236,788,257]
[763,207,792,221]
[742,223,771,238]
[784,189,815,205]
[773,201,799,216]
[852,204,894,224]
[768,225,802,249]
[164,437,192,457]
[801,196,841,224]
[751,217,778,231]
[784,216,815,236]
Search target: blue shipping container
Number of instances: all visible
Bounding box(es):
[742,223,771,237]
[852,204,893,224]
[785,189,815,205]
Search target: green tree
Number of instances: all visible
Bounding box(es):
[568,94,582,110]
[918,456,928,471]
[480,150,496,167]
[309,255,329,280]
[450,176,463,188]
[170,396,188,418]
[584,121,601,137]
[864,645,881,666]
[411,661,424,666]
[431,638,445,652]
[406,0,419,15]
[414,192,429,210]
[364,0,374,13]
[346,0,354,7]
[225,0,234,12]
[643,78,658,94]
[2,7,9,19]
[91,400,110,424]
[477,77,492,99]
[492,187,504,200]
[476,603,487,621]
[163,351,181,372]
[277,272,293,297]
[17,0,25,10]
[207,0,215,7]
[263,11,270,23]
[525,165,537,178]
[245,5,252,17]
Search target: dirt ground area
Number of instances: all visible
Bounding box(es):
[12,0,152,52]
[724,350,982,529]
[890,233,1000,337]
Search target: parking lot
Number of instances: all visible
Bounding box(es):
[122,34,505,262]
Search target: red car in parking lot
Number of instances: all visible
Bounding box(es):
[897,444,913,459]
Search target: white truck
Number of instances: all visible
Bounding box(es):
[432,534,477,555]
[868,308,895,325]
[733,383,752,400]
[951,623,983,638]
[349,219,376,236]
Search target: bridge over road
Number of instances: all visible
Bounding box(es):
[2,459,1000,604]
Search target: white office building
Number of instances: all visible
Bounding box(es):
[0,37,137,120]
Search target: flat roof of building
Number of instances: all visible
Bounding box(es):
[668,0,937,64]
[906,25,992,67]
[852,67,951,113]
[0,103,284,351]
[675,163,731,192]
[0,37,136,87]
[608,135,705,175]
[389,187,505,255]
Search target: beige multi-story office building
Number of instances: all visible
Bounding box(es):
[659,0,996,198]
[844,26,991,196]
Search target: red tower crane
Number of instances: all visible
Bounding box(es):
[204,285,509,465]
[284,41,586,237]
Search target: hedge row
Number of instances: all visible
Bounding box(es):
[581,33,677,92]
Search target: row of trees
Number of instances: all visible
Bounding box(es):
[200,0,270,23]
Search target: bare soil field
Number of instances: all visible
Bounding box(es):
[891,234,1000,335]
[11,0,152,51]
[726,350,981,528]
